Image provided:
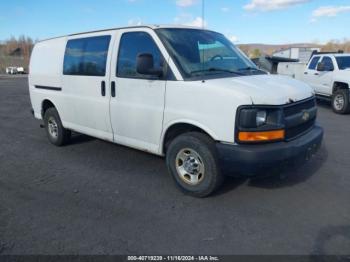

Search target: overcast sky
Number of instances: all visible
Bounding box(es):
[0,0,349,44]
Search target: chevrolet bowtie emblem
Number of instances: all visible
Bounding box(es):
[302,111,310,121]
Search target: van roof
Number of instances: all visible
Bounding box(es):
[38,24,211,42]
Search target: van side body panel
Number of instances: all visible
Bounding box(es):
[29,31,117,142]
[29,37,67,120]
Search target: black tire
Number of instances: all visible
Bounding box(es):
[43,107,71,146]
[332,89,350,114]
[166,132,224,197]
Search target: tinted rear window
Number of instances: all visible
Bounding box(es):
[336,56,350,70]
[63,35,111,76]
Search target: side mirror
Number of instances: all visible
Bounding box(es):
[317,62,325,72]
[136,53,163,77]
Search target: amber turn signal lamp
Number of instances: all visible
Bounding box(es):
[238,130,285,142]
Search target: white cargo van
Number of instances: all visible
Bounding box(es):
[29,25,323,197]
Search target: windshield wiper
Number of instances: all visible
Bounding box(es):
[238,67,266,73]
[190,68,244,76]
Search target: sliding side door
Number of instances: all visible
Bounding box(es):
[61,32,115,141]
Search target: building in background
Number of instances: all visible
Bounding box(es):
[272,47,321,63]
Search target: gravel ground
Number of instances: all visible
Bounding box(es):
[0,77,349,255]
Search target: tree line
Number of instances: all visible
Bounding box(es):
[0,35,35,73]
[321,39,350,53]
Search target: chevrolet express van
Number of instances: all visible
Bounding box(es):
[29,25,323,197]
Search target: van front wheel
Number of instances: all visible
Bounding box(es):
[44,107,71,146]
[166,132,223,197]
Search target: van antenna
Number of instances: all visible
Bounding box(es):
[202,0,205,29]
[201,0,205,83]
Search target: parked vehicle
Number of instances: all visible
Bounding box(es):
[29,25,323,197]
[253,55,299,74]
[278,51,350,114]
[277,62,307,80]
[5,66,26,75]
[17,67,25,74]
[6,67,18,75]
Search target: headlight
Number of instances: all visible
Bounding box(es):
[236,107,285,143]
[256,110,267,126]
[238,109,269,128]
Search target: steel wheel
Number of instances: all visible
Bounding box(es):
[47,117,58,139]
[334,94,345,111]
[175,148,205,186]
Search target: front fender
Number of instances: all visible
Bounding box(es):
[160,119,219,155]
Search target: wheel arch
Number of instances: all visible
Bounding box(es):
[41,99,57,118]
[161,121,218,155]
[333,81,349,94]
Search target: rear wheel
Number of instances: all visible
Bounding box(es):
[166,132,223,197]
[332,89,350,114]
[44,107,71,146]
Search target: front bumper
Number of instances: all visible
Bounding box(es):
[216,125,324,177]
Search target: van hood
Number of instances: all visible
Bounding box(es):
[206,74,314,105]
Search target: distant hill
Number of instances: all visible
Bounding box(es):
[238,43,323,57]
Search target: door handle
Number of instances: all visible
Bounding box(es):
[111,81,116,97]
[101,81,106,96]
[314,73,319,75]
[304,72,308,75]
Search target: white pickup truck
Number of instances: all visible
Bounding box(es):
[278,52,350,114]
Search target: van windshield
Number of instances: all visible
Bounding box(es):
[156,28,265,80]
[336,56,350,70]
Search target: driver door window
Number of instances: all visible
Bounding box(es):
[117,32,164,79]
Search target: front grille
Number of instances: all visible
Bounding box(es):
[283,97,317,140]
[284,98,316,117]
[285,118,315,140]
